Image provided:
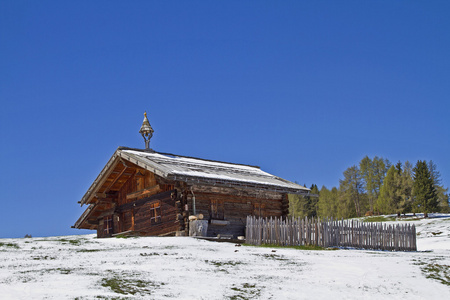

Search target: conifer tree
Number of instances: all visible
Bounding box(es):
[428,160,450,212]
[306,184,320,218]
[412,160,439,217]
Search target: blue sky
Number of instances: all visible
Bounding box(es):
[1,1,449,238]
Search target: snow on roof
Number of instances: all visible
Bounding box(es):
[120,149,309,193]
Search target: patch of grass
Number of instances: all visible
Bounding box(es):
[77,249,102,253]
[0,242,20,249]
[162,245,178,250]
[362,216,395,222]
[260,253,288,261]
[56,268,73,275]
[205,260,243,267]
[140,252,160,256]
[246,243,327,251]
[431,231,443,236]
[421,263,450,286]
[400,217,421,221]
[56,238,82,246]
[101,276,164,295]
[19,268,74,276]
[76,297,129,300]
[114,234,132,239]
[32,255,56,260]
[228,282,262,300]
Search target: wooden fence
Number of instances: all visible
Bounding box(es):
[245,216,417,251]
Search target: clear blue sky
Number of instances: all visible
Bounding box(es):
[1,1,449,238]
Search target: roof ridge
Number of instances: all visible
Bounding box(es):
[118,146,261,169]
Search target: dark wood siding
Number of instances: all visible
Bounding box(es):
[188,192,284,238]
[121,211,133,232]
[117,189,178,236]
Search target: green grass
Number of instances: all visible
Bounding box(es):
[421,263,450,286]
[362,216,396,222]
[229,282,262,300]
[260,253,288,261]
[77,249,102,253]
[56,238,82,246]
[32,255,56,260]
[0,242,19,249]
[114,234,132,239]
[56,268,73,274]
[140,252,162,256]
[414,258,450,286]
[76,295,130,300]
[101,276,164,295]
[245,243,328,251]
[431,232,443,236]
[205,260,243,267]
[400,217,421,221]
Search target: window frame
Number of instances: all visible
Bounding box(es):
[103,216,113,235]
[253,202,265,218]
[210,199,224,220]
[149,201,162,225]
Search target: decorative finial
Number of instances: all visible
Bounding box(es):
[139,111,154,150]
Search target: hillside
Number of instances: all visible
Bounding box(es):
[0,214,449,299]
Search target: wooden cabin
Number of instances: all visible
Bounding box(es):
[73,113,310,238]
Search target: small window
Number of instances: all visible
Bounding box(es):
[150,201,161,225]
[210,199,224,220]
[104,216,113,235]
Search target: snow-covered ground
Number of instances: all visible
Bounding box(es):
[1,215,449,300]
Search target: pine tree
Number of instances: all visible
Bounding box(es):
[428,160,450,213]
[412,160,439,217]
[306,184,320,218]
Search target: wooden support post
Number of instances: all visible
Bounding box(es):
[131,208,135,231]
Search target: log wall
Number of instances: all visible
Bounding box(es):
[117,169,173,207]
[187,191,285,238]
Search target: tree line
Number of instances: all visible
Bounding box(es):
[289,156,449,219]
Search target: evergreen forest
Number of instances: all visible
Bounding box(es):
[289,157,449,219]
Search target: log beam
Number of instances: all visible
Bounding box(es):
[126,184,161,200]
[103,165,129,194]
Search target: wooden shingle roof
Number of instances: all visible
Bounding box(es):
[79,147,310,206]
